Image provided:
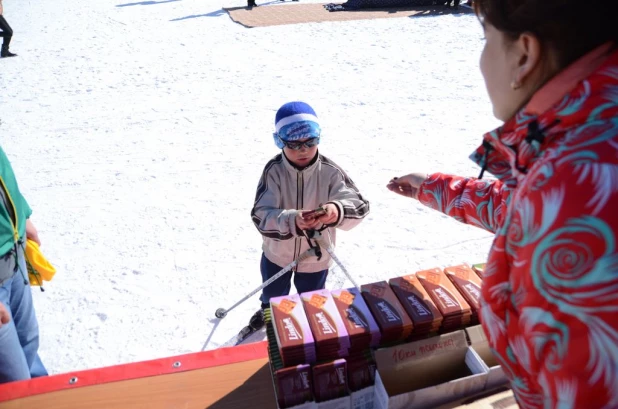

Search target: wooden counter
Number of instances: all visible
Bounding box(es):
[0,341,514,409]
[0,341,276,409]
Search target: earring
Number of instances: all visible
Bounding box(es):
[511,80,522,90]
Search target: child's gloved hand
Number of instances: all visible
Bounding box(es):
[296,211,322,231]
[315,203,339,226]
[0,303,10,327]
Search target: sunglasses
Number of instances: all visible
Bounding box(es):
[276,136,320,151]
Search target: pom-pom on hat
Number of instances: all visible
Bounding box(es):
[273,101,321,149]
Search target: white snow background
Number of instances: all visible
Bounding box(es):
[0,0,501,375]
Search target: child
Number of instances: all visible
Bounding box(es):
[249,101,370,330]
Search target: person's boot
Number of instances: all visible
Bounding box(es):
[249,309,265,331]
[1,45,17,58]
[247,0,257,7]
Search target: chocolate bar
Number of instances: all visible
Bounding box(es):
[271,294,317,366]
[265,308,314,409]
[346,352,376,392]
[300,289,351,362]
[274,364,314,408]
[444,264,482,325]
[361,281,414,345]
[416,268,472,333]
[389,275,443,337]
[331,287,381,351]
[312,358,348,402]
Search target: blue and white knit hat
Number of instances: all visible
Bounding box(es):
[273,101,321,149]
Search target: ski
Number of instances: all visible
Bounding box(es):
[220,325,258,348]
[219,309,266,348]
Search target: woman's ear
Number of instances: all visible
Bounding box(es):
[511,32,544,89]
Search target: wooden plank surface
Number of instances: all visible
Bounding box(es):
[1,358,276,409]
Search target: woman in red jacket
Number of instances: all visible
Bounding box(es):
[388,1,618,408]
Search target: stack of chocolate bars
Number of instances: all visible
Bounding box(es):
[273,364,314,408]
[331,287,381,353]
[311,358,349,403]
[360,281,414,345]
[444,264,482,325]
[389,274,443,338]
[271,294,317,367]
[266,308,315,409]
[416,268,472,333]
[346,350,376,393]
[300,290,351,362]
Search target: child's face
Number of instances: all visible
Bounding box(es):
[283,138,319,167]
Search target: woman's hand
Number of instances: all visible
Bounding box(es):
[387,173,428,200]
[26,219,41,246]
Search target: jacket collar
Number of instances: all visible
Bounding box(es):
[471,43,618,182]
[282,151,320,176]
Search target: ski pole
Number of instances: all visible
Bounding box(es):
[312,232,360,290]
[325,247,360,290]
[214,246,319,319]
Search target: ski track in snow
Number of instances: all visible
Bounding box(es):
[0,0,500,374]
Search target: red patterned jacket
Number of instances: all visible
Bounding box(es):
[417,45,618,408]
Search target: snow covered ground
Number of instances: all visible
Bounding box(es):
[0,0,500,375]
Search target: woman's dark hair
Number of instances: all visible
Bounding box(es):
[474,0,618,69]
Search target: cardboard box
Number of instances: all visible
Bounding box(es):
[465,325,508,390]
[316,396,351,409]
[285,402,318,409]
[456,389,515,408]
[372,330,488,409]
[443,388,515,408]
[347,351,376,409]
[350,386,375,409]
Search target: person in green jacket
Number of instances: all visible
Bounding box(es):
[0,146,47,383]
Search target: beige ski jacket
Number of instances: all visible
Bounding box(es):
[251,152,369,273]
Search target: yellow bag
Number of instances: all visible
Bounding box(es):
[25,239,56,288]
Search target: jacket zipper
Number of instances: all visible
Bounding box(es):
[0,176,26,283]
[0,177,20,243]
[292,171,304,270]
